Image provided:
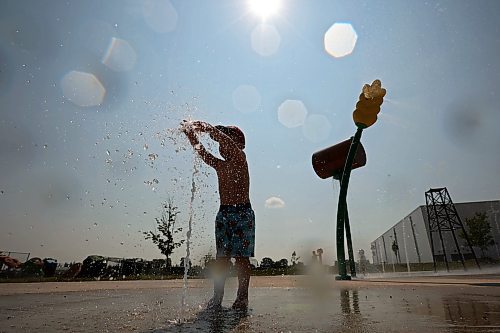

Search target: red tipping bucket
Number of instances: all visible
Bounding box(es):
[312,138,366,179]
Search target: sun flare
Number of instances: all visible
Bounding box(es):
[248,0,281,20]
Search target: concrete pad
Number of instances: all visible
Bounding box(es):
[0,274,499,332]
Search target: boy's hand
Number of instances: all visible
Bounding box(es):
[191,121,212,132]
[180,121,198,146]
[180,120,195,134]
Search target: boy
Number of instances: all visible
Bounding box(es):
[181,120,255,310]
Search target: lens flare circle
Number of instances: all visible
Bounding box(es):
[61,71,105,107]
[233,84,261,113]
[102,37,137,72]
[324,23,358,58]
[278,99,308,128]
[302,114,332,143]
[143,0,178,33]
[251,23,281,57]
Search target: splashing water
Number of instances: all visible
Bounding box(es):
[182,154,199,312]
[332,177,339,196]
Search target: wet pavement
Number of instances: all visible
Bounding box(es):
[1,274,499,332]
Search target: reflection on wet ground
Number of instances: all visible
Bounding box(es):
[339,289,365,332]
[443,294,500,330]
[1,275,500,332]
[155,307,250,333]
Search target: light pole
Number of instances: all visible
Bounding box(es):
[389,235,396,273]
[409,216,422,264]
[402,218,411,274]
[378,240,386,274]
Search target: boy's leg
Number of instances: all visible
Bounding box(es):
[208,257,230,308]
[233,257,251,309]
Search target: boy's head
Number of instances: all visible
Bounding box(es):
[215,125,245,150]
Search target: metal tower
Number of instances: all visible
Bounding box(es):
[425,187,480,271]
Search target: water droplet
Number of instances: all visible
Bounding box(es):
[93,222,98,227]
[43,144,48,149]
[120,242,124,245]
[106,150,111,156]
[143,144,149,150]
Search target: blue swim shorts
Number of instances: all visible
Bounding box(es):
[215,203,255,258]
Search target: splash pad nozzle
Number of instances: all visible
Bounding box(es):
[312,134,367,280]
[311,79,386,281]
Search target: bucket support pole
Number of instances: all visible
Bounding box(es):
[344,205,356,277]
[336,127,363,280]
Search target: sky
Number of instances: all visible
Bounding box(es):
[1,0,500,266]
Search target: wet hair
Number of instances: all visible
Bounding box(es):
[215,125,245,150]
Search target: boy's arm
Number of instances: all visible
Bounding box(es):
[193,121,245,160]
[182,126,222,168]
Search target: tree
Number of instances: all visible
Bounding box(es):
[291,251,300,266]
[275,258,288,268]
[260,257,274,268]
[143,199,184,267]
[180,257,192,268]
[460,212,495,258]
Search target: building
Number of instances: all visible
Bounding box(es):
[371,200,500,266]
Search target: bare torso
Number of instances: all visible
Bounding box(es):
[215,154,250,205]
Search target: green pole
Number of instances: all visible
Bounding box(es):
[336,127,363,280]
[344,205,356,277]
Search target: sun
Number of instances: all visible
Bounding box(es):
[248,0,281,20]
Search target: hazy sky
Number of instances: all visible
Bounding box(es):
[1,0,500,266]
